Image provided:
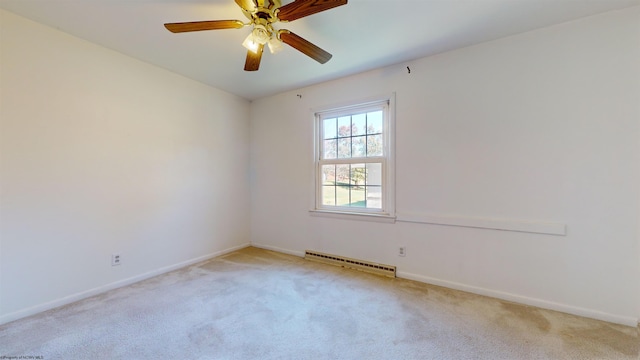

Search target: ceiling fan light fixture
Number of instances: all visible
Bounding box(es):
[242,33,261,53]
[267,37,283,54]
[252,24,271,45]
[243,21,272,54]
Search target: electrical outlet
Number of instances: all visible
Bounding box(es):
[398,246,406,257]
[111,253,121,266]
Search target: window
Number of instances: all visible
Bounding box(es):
[312,95,395,221]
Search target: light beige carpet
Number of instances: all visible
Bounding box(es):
[1,247,638,359]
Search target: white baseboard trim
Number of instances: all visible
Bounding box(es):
[251,244,637,326]
[0,243,250,326]
[248,244,637,326]
[397,270,638,327]
[250,242,305,258]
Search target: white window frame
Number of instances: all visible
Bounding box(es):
[310,93,396,223]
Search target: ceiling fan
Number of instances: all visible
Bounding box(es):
[164,0,348,71]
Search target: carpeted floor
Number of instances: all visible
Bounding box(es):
[1,246,638,359]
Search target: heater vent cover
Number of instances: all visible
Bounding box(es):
[305,250,396,278]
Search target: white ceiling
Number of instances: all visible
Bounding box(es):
[1,0,638,100]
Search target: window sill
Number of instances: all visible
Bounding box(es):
[309,209,396,223]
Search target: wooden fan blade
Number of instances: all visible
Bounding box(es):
[244,44,264,71]
[235,0,257,12]
[277,0,348,22]
[164,20,244,33]
[279,31,332,64]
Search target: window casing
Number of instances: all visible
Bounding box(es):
[312,95,395,220]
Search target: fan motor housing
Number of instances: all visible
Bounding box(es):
[241,0,281,24]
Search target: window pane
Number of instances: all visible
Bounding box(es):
[338,116,351,137]
[350,163,366,186]
[366,163,382,186]
[367,111,383,134]
[352,136,366,158]
[323,118,336,139]
[323,139,337,159]
[322,165,336,185]
[338,137,351,158]
[367,134,383,157]
[352,113,366,136]
[336,164,350,185]
[366,186,382,209]
[336,185,350,206]
[322,186,336,206]
[350,187,366,207]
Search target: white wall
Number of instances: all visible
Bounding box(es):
[250,7,640,326]
[0,10,250,323]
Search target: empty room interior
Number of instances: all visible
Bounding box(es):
[1,0,639,358]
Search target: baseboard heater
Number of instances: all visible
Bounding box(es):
[304,250,396,278]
